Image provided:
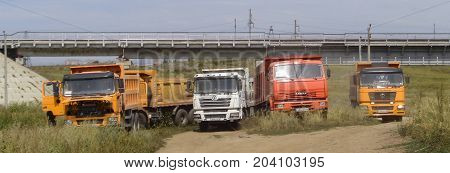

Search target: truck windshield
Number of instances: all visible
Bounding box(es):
[63,78,115,96]
[195,78,239,94]
[360,73,404,87]
[275,64,323,79]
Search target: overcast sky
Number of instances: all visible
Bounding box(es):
[1,0,449,34]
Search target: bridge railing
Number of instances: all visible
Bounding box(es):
[8,32,450,42]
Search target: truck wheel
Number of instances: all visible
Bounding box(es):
[133,112,148,130]
[47,112,56,127]
[199,122,208,132]
[174,109,189,126]
[124,111,133,132]
[230,122,241,130]
[394,116,403,122]
[187,109,195,124]
[321,110,328,120]
[350,101,358,108]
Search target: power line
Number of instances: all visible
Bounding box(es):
[373,0,450,28]
[0,0,91,31]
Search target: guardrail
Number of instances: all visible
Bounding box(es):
[6,32,450,41]
[323,56,450,65]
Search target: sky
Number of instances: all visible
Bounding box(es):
[1,0,450,34]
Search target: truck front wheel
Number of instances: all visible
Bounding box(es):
[47,112,56,127]
[174,109,189,126]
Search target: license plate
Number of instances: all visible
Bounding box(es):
[295,108,309,112]
[377,110,389,113]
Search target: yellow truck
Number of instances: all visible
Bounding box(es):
[41,64,194,131]
[349,61,409,121]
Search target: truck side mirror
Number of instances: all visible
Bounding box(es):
[405,76,410,84]
[118,79,125,93]
[326,68,331,78]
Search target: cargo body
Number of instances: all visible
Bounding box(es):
[42,64,194,130]
[254,54,329,114]
[192,68,254,130]
[349,62,407,121]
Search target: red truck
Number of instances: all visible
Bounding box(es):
[254,54,330,115]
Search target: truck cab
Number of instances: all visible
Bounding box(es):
[255,54,329,115]
[350,62,407,121]
[193,68,252,131]
[62,71,123,126]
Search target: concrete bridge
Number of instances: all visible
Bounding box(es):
[2,32,450,65]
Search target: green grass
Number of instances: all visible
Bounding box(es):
[0,103,193,153]
[30,66,70,81]
[398,66,450,152]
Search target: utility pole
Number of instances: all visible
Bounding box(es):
[3,31,7,107]
[234,18,237,33]
[269,26,274,35]
[358,36,362,61]
[433,23,436,40]
[367,24,372,61]
[248,9,254,34]
[294,19,299,39]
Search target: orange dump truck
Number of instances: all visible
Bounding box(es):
[254,54,330,115]
[42,64,194,131]
[349,61,408,121]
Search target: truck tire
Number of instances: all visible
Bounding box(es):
[47,112,56,127]
[124,111,133,132]
[230,122,240,130]
[199,122,208,132]
[132,112,148,131]
[187,109,195,124]
[174,109,189,126]
[321,110,328,120]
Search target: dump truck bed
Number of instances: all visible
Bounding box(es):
[124,70,193,109]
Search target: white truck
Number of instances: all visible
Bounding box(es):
[193,68,254,131]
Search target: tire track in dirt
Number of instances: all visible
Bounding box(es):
[157,122,407,153]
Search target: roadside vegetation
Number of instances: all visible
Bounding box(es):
[399,66,450,152]
[0,103,193,153]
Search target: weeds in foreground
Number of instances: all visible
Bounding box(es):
[242,107,378,135]
[399,85,450,152]
[0,103,193,153]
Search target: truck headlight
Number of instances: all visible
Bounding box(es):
[276,104,284,109]
[64,120,73,125]
[108,117,118,125]
[319,102,326,106]
[397,105,405,110]
[230,113,240,118]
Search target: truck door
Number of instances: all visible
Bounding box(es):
[42,81,64,116]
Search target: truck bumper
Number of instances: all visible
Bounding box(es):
[360,103,406,117]
[64,113,121,127]
[271,99,328,112]
[193,109,242,123]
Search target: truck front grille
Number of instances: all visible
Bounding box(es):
[372,106,394,111]
[369,92,396,103]
[205,114,226,119]
[200,98,231,108]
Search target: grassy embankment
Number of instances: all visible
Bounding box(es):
[398,66,450,152]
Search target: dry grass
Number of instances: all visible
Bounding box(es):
[0,103,193,153]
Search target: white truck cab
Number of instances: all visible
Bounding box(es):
[193,68,253,131]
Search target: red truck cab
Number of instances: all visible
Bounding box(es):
[254,54,329,113]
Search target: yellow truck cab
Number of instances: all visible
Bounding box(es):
[349,61,408,121]
[42,64,194,131]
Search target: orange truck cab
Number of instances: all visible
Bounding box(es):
[254,54,330,115]
[350,61,408,121]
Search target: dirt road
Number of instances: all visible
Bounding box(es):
[158,122,407,153]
